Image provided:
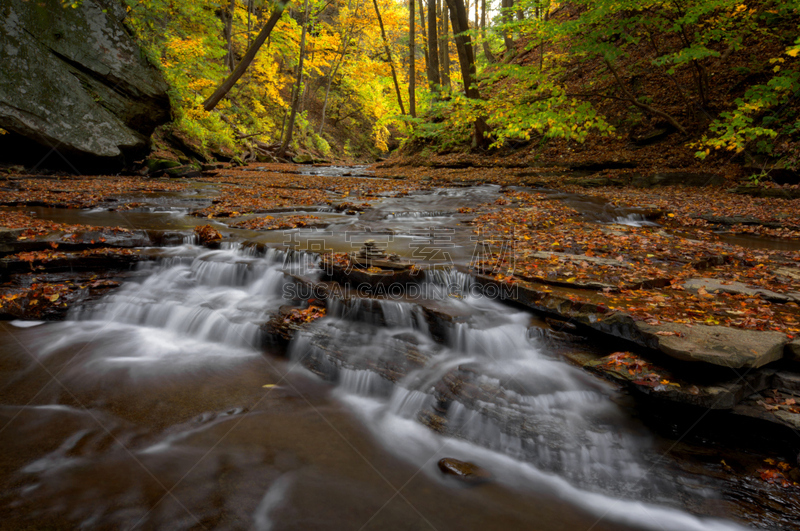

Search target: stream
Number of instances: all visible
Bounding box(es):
[0,167,794,530]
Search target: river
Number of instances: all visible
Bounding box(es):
[0,166,793,529]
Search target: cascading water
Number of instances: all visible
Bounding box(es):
[287,268,746,531]
[0,179,768,530]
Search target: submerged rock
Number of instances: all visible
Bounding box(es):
[437,458,492,484]
[0,0,170,169]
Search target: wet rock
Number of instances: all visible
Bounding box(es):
[0,0,170,168]
[732,390,800,431]
[322,259,424,293]
[437,458,492,484]
[146,158,182,174]
[262,305,322,346]
[193,225,222,246]
[0,228,24,243]
[630,172,724,187]
[773,371,800,394]
[728,185,800,199]
[586,352,773,409]
[0,270,129,320]
[788,341,800,362]
[164,164,202,179]
[682,277,800,303]
[422,304,471,344]
[0,248,155,277]
[544,317,579,332]
[0,230,155,256]
[699,214,782,228]
[776,267,800,283]
[637,323,787,369]
[146,230,190,247]
[297,322,437,385]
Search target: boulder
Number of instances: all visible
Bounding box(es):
[637,322,787,369]
[0,0,170,169]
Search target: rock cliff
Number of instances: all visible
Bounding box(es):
[0,0,170,170]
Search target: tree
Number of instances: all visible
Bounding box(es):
[444,0,487,147]
[480,0,496,63]
[319,0,365,134]
[279,0,311,156]
[220,0,237,71]
[409,0,417,117]
[427,0,441,89]
[500,0,514,55]
[438,0,451,90]
[203,0,291,111]
[419,0,430,86]
[372,0,407,115]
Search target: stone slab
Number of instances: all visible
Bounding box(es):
[637,322,787,369]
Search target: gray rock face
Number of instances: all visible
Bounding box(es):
[638,322,787,369]
[0,0,169,167]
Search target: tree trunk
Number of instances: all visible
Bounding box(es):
[480,0,495,63]
[247,0,253,48]
[203,1,290,112]
[444,0,487,147]
[224,0,236,71]
[279,0,310,157]
[419,0,429,81]
[444,0,476,95]
[501,0,514,54]
[320,0,362,134]
[409,0,416,117]
[427,0,441,89]
[372,0,406,114]
[439,0,451,90]
[604,58,687,136]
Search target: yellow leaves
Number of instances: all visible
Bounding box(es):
[788,48,800,58]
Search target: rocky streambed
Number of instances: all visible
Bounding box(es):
[0,165,798,529]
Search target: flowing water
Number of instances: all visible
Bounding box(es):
[0,171,788,530]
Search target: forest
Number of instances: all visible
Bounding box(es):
[102,0,800,174]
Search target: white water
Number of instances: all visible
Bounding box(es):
[4,244,747,530]
[288,267,747,531]
[32,245,316,376]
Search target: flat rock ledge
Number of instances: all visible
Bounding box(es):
[474,274,790,370]
[683,277,800,304]
[637,322,787,369]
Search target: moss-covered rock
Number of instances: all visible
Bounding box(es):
[0,0,170,168]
